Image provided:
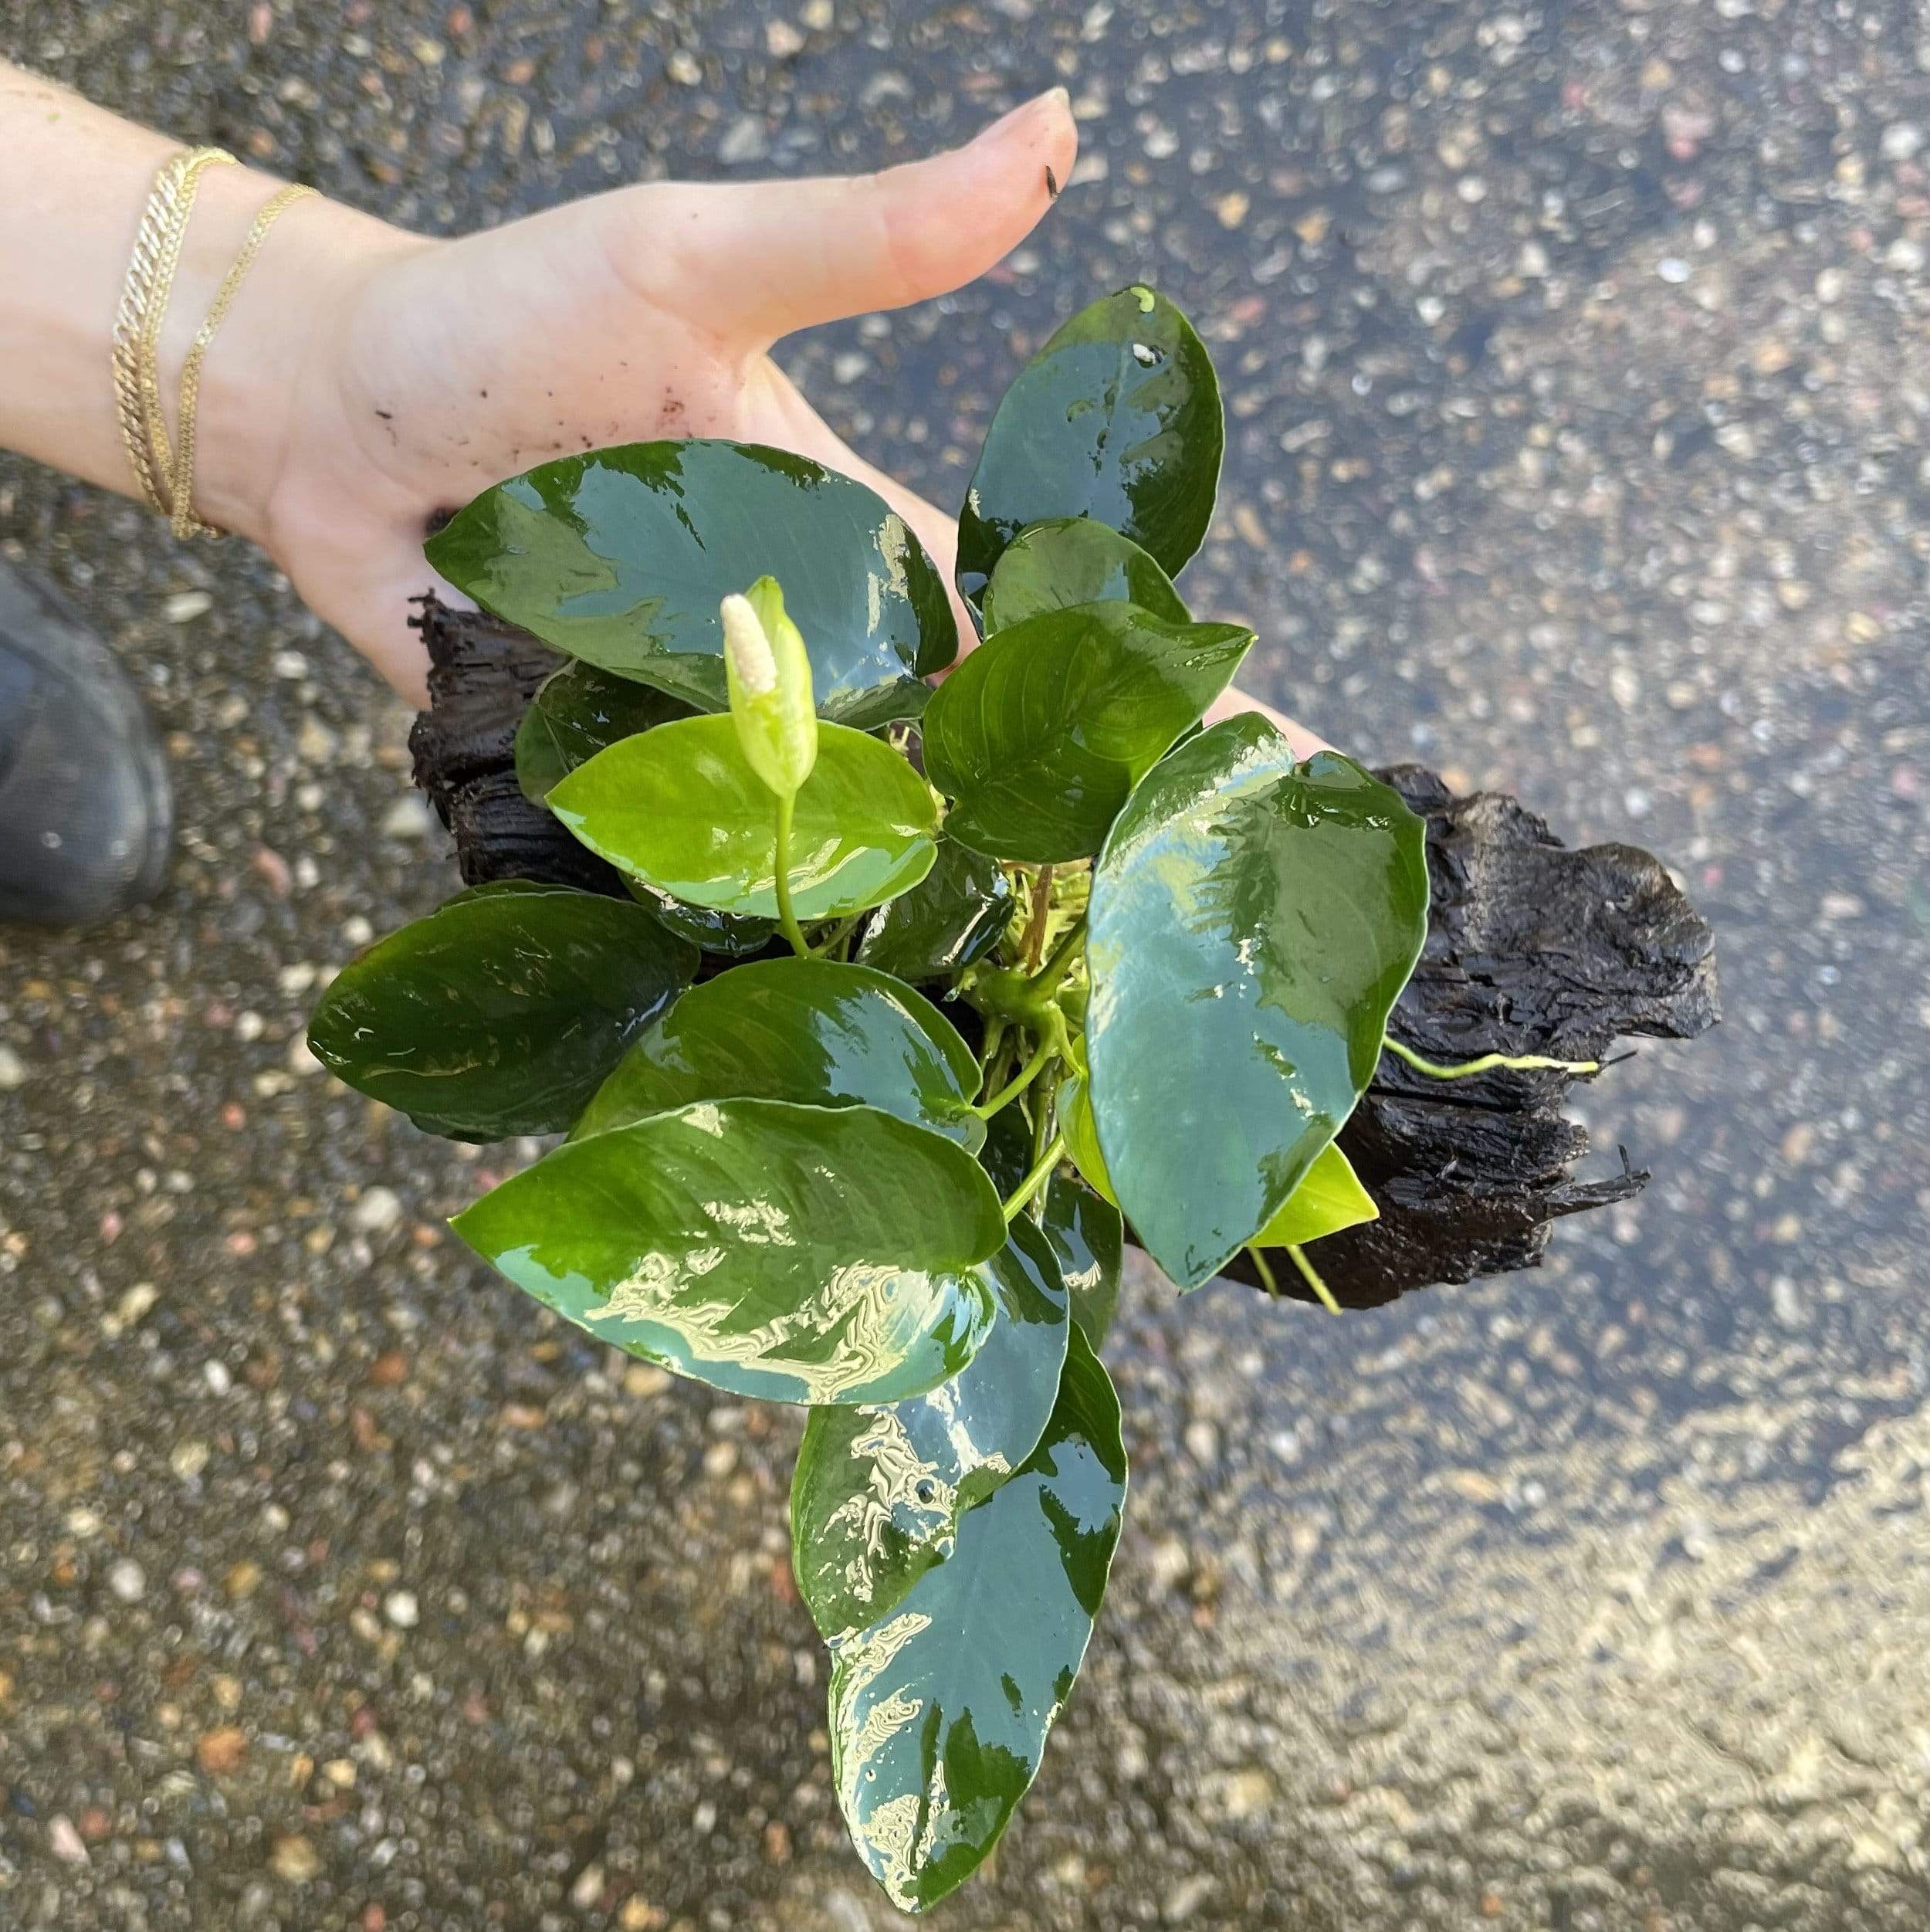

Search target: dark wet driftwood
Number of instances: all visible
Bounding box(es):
[408,594,1719,1312]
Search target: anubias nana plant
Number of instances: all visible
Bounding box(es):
[308,285,1595,1911]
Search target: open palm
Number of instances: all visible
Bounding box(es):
[259,93,1075,706]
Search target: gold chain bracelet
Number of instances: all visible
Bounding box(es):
[170,182,315,539]
[113,147,235,518]
[113,148,315,540]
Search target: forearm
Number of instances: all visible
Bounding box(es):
[0,59,396,546]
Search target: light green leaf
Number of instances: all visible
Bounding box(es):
[1056,1069,1116,1208]
[550,714,940,921]
[514,659,693,804]
[1252,1142,1379,1248]
[452,1100,1005,1406]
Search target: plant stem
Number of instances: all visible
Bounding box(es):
[771,792,811,959]
[1002,1132,1065,1224]
[977,1017,1007,1081]
[1028,912,1087,994]
[1246,1245,1282,1298]
[1383,1036,1600,1081]
[809,913,864,958]
[1021,864,1057,969]
[1032,1063,1061,1169]
[1284,1242,1342,1317]
[973,1035,1059,1120]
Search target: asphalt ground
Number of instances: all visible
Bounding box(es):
[3,2,1929,1927]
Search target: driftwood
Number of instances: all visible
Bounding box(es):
[408,594,1719,1312]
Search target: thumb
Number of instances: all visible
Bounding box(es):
[625,87,1077,345]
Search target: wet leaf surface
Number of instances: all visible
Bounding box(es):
[791,1213,1069,1639]
[571,957,983,1152]
[428,439,953,727]
[453,1099,1005,1405]
[957,286,1223,602]
[513,659,692,803]
[856,839,1014,982]
[828,1324,1126,1913]
[550,715,940,921]
[306,883,696,1141]
[923,601,1251,863]
[980,516,1190,633]
[1087,719,1429,1288]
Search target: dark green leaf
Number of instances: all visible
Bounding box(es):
[452,1100,1004,1405]
[438,879,564,907]
[976,1096,1041,1198]
[829,1324,1126,1913]
[514,659,694,804]
[550,715,940,921]
[1253,1141,1379,1248]
[306,883,697,1141]
[855,839,1014,981]
[791,1214,1069,1639]
[980,517,1190,633]
[1086,718,1429,1288]
[571,957,983,1152]
[1045,1171,1122,1351]
[426,439,955,727]
[957,286,1224,601]
[923,602,1251,863]
[624,880,777,958]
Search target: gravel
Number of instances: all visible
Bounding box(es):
[3,1,1928,1928]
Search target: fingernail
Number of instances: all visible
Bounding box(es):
[977,86,1070,142]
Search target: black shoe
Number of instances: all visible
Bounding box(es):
[0,561,174,927]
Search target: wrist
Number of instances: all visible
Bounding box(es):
[167,168,416,549]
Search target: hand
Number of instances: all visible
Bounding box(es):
[228,91,1077,707]
[210,86,1325,758]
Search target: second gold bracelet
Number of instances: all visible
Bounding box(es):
[171,181,316,540]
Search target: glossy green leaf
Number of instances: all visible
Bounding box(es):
[1044,1171,1122,1351]
[514,659,693,804]
[1056,1069,1116,1208]
[829,1324,1126,1913]
[791,1214,1069,1639]
[452,1100,1004,1405]
[855,839,1014,981]
[957,286,1224,602]
[1252,1141,1380,1249]
[624,880,777,958]
[981,1100,1123,1352]
[426,439,954,727]
[550,714,940,921]
[571,958,983,1153]
[923,602,1252,863]
[1087,718,1429,1289]
[306,883,697,1141]
[981,517,1190,633]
